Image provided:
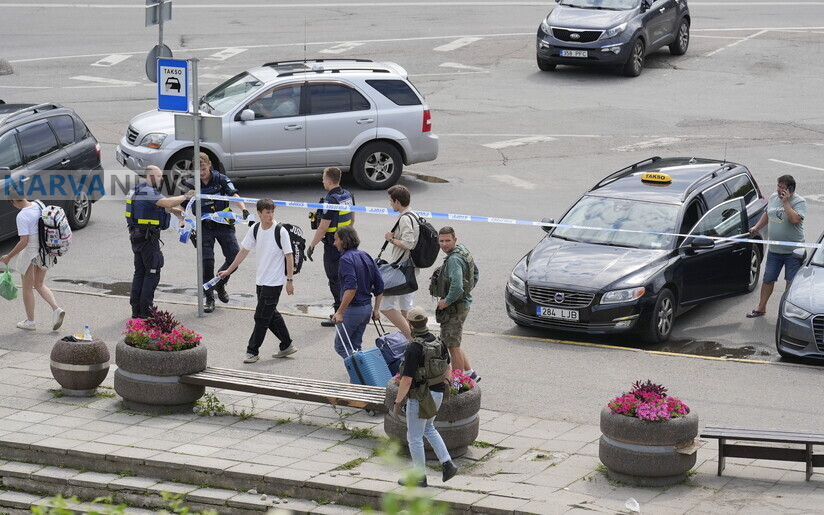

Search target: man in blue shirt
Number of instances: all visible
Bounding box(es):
[331,226,384,359]
[307,167,355,326]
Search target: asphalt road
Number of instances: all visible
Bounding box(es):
[2,1,824,427]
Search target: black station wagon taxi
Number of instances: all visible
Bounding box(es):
[505,157,767,343]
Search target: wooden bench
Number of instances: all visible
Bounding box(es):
[180,367,387,413]
[701,426,824,480]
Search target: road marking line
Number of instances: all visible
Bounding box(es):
[769,158,824,172]
[490,175,536,190]
[439,62,486,71]
[612,137,681,152]
[319,42,364,54]
[90,54,131,67]
[69,75,140,87]
[705,29,768,57]
[484,136,557,149]
[434,36,482,52]
[205,48,248,61]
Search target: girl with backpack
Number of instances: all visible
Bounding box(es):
[0,195,65,331]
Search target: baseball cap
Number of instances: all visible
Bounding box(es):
[406,306,427,322]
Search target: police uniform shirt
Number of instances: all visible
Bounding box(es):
[185,171,238,214]
[240,223,293,287]
[127,182,168,228]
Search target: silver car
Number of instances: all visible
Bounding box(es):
[116,60,438,189]
[776,235,824,362]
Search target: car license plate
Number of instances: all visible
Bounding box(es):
[560,50,588,58]
[115,149,126,166]
[536,306,579,321]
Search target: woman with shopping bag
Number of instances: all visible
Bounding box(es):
[0,194,65,331]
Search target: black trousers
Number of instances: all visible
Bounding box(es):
[246,285,292,356]
[130,232,163,318]
[323,239,342,310]
[202,222,240,299]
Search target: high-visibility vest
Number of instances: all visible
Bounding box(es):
[125,182,170,230]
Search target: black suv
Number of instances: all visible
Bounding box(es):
[0,103,103,241]
[505,157,767,342]
[537,0,690,77]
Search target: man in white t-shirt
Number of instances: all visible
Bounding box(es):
[219,198,296,363]
[380,185,419,341]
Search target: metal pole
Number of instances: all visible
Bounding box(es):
[191,58,204,317]
[158,0,164,50]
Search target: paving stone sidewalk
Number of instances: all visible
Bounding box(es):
[1,348,823,514]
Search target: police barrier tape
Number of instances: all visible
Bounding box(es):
[194,193,821,251]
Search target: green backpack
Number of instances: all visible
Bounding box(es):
[412,336,450,388]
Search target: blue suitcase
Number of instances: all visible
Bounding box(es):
[373,320,408,375]
[337,324,393,387]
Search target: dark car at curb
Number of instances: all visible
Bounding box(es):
[505,157,767,343]
[536,0,690,77]
[776,233,824,362]
[0,102,103,242]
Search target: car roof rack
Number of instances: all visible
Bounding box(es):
[276,67,393,78]
[592,156,663,190]
[0,102,62,127]
[263,58,374,67]
[682,162,739,201]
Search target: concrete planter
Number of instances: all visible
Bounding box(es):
[384,382,480,458]
[599,406,698,486]
[50,337,110,396]
[114,340,207,414]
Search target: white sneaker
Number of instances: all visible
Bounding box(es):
[273,345,297,358]
[243,353,259,363]
[52,308,66,331]
[17,320,36,331]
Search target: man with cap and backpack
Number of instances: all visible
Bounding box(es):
[392,306,458,488]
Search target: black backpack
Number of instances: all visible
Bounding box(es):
[253,222,306,274]
[404,212,440,269]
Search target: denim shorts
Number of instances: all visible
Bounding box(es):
[764,251,802,283]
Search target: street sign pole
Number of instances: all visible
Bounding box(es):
[191,59,204,318]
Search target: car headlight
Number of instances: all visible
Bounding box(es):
[601,287,645,304]
[540,17,551,34]
[602,22,627,39]
[782,301,811,320]
[139,133,167,149]
[507,259,528,297]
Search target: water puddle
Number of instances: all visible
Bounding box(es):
[654,339,767,359]
[53,277,253,300]
[404,171,449,183]
[293,303,333,317]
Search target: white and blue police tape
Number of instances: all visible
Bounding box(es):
[196,193,821,250]
[178,197,253,244]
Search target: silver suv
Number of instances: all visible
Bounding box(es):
[116,59,438,189]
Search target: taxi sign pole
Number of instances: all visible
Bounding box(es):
[191,59,204,317]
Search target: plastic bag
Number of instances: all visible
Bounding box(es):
[0,266,18,301]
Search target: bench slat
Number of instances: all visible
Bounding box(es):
[180,367,387,412]
[723,444,809,463]
[701,426,824,444]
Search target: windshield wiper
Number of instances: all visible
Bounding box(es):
[552,234,578,243]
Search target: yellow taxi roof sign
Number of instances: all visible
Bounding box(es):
[641,172,672,184]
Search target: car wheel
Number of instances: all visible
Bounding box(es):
[669,19,690,56]
[622,39,645,77]
[537,56,556,71]
[747,244,762,292]
[63,190,91,230]
[164,149,195,193]
[643,288,675,343]
[351,142,403,190]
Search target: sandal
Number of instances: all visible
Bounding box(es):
[746,310,766,318]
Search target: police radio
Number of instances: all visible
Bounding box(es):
[309,197,324,230]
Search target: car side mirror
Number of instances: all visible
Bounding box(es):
[686,236,715,251]
[239,109,255,122]
[541,217,555,233]
[792,248,807,261]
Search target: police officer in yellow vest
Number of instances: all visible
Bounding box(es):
[306,167,355,326]
[126,166,192,319]
[184,153,249,313]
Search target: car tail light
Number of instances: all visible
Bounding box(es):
[95,142,101,160]
[422,109,432,133]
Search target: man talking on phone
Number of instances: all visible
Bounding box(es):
[746,175,806,319]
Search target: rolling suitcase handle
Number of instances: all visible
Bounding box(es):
[372,318,389,336]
